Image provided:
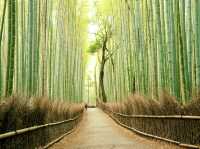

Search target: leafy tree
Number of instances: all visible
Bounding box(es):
[89,17,114,103]
[87,41,101,53]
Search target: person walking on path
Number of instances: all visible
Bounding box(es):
[85,103,88,111]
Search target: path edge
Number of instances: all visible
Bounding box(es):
[102,109,199,149]
[42,112,85,149]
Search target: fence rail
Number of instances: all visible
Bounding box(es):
[0,111,84,149]
[112,112,200,119]
[103,108,200,148]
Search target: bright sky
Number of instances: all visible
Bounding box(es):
[86,0,98,80]
[87,0,99,42]
[83,0,98,103]
[88,23,98,41]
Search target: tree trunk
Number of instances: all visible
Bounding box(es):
[99,37,108,103]
[99,61,107,102]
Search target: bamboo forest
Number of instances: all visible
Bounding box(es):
[0,0,200,148]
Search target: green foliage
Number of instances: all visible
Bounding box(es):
[87,40,101,53]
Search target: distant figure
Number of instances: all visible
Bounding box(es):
[85,103,88,111]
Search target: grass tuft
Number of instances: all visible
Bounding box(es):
[0,96,83,134]
[184,91,200,116]
[159,91,182,115]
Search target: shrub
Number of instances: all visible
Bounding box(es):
[0,96,83,134]
[159,91,182,115]
[184,92,200,116]
[106,91,185,116]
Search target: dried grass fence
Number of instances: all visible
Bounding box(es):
[0,111,83,149]
[99,103,200,148]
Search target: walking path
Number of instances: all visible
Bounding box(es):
[50,108,182,149]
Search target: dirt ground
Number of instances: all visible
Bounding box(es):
[50,108,183,149]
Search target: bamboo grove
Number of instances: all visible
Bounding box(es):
[0,0,87,102]
[95,0,200,104]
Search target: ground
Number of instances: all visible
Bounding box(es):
[50,108,183,149]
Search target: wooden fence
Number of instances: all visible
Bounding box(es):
[102,107,200,149]
[0,111,84,149]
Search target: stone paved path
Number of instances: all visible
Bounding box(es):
[50,108,182,149]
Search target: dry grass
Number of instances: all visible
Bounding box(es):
[99,91,200,145]
[184,92,200,116]
[159,91,182,115]
[0,96,83,134]
[104,91,200,116]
